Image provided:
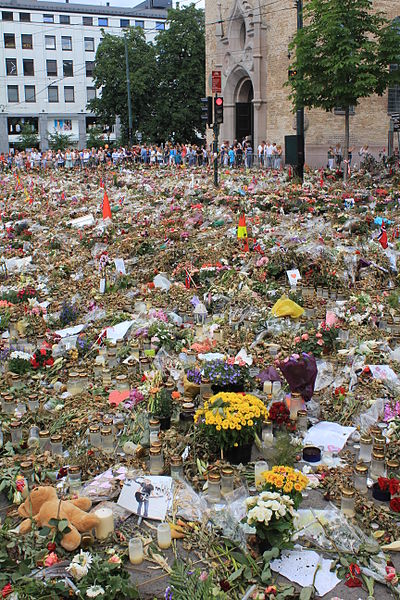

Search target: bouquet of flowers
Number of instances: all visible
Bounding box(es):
[194,392,268,450]
[277,353,317,402]
[202,359,248,391]
[17,287,37,303]
[268,402,290,427]
[31,347,54,369]
[245,491,295,550]
[260,466,308,509]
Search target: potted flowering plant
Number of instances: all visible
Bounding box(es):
[149,387,173,430]
[260,466,308,509]
[31,347,54,369]
[202,360,249,393]
[244,491,295,552]
[194,392,268,464]
[183,367,201,400]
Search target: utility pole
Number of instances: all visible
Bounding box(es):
[296,0,305,181]
[213,122,219,188]
[124,33,133,146]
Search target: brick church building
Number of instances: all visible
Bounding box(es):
[205,0,399,166]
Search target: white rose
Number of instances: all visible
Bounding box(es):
[66,562,88,581]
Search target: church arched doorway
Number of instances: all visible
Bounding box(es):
[235,77,254,145]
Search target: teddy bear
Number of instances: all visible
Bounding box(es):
[18,486,100,551]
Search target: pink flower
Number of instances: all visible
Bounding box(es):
[301,333,309,341]
[317,339,324,346]
[294,337,301,343]
[44,552,59,567]
[316,332,323,338]
[108,554,121,565]
[199,571,208,582]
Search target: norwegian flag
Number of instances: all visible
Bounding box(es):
[377,225,388,249]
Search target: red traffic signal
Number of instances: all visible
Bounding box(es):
[214,96,224,124]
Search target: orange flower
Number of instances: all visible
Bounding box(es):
[171,391,181,400]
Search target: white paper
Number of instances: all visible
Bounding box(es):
[304,421,355,453]
[55,324,86,338]
[270,549,340,597]
[287,269,301,286]
[369,364,398,382]
[99,278,106,294]
[68,214,95,228]
[5,256,32,273]
[114,258,126,275]
[99,320,135,344]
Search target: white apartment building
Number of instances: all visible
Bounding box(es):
[0,0,172,151]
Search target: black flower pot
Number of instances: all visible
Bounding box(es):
[157,416,171,431]
[224,442,253,465]
[372,482,390,502]
[212,383,245,394]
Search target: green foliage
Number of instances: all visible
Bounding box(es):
[153,6,205,142]
[47,131,73,151]
[149,387,173,418]
[89,27,157,143]
[7,357,32,375]
[268,431,301,468]
[169,560,228,600]
[15,123,39,150]
[86,125,105,149]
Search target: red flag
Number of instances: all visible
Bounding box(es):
[377,225,388,249]
[102,190,112,220]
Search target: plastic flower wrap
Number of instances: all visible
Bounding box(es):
[194,392,268,450]
[260,466,309,508]
[277,353,317,402]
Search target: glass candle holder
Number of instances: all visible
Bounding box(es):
[50,434,63,456]
[221,467,234,495]
[200,378,212,400]
[149,418,160,445]
[20,460,34,485]
[272,380,281,396]
[358,434,372,462]
[39,429,50,451]
[387,459,400,479]
[68,466,82,489]
[370,451,386,480]
[27,426,40,448]
[102,368,112,387]
[255,460,269,488]
[27,394,39,412]
[89,424,101,448]
[261,420,273,446]
[341,487,356,517]
[3,396,16,415]
[10,421,23,446]
[129,537,144,564]
[353,463,368,495]
[10,374,23,390]
[297,410,308,433]
[149,447,164,475]
[170,455,183,481]
[107,346,118,368]
[94,356,105,379]
[263,381,272,395]
[116,374,129,392]
[157,523,171,549]
[289,392,303,420]
[100,427,114,453]
[67,372,80,396]
[207,471,221,503]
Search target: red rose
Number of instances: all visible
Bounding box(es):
[40,348,46,356]
[390,497,400,512]
[47,542,56,552]
[378,477,390,491]
[45,358,54,367]
[1,584,13,598]
[389,478,400,497]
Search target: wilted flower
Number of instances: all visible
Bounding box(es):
[86,586,105,598]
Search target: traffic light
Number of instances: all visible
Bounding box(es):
[214,96,224,125]
[288,69,297,79]
[201,96,213,127]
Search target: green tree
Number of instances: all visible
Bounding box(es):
[154,5,205,142]
[16,123,39,150]
[87,125,105,149]
[288,0,400,181]
[47,131,73,151]
[88,27,157,143]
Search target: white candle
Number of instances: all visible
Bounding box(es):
[255,461,269,488]
[129,538,144,564]
[263,381,272,395]
[157,523,171,549]
[94,507,114,540]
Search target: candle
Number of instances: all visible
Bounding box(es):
[263,381,272,395]
[255,460,269,488]
[157,523,171,549]
[272,381,281,396]
[129,537,144,564]
[94,507,114,540]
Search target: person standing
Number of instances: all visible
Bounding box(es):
[264,141,273,168]
[334,143,342,168]
[327,147,334,169]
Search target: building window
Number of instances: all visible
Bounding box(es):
[64,86,75,102]
[156,22,165,30]
[120,19,129,28]
[23,58,34,76]
[87,86,96,101]
[45,35,56,50]
[389,64,400,115]
[2,12,13,21]
[48,86,58,103]
[98,17,108,27]
[60,15,70,24]
[46,59,57,76]
[43,14,54,23]
[4,33,15,48]
[334,106,355,115]
[85,61,94,77]
[61,36,72,51]
[6,58,17,76]
[135,20,144,28]
[63,59,73,77]
[83,16,93,26]
[19,12,30,22]
[7,85,18,102]
[84,37,95,51]
[21,34,33,50]
[24,85,35,102]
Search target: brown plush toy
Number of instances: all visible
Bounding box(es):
[18,486,100,551]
